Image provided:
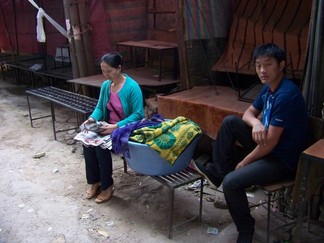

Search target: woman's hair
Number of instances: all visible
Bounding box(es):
[252,43,286,64]
[101,52,123,68]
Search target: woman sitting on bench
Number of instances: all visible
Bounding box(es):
[81,52,145,203]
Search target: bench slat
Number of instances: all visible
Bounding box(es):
[26,86,98,140]
[26,86,97,114]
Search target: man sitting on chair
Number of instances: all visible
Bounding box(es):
[193,43,308,243]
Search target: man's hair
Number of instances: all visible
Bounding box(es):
[252,43,286,64]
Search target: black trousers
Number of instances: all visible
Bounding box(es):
[211,115,295,236]
[83,145,113,190]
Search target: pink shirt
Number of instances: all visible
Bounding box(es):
[107,91,125,124]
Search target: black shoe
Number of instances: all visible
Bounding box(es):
[213,196,228,209]
[192,161,222,188]
[237,233,254,243]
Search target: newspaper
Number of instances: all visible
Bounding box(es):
[74,121,112,150]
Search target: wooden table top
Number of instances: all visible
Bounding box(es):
[302,139,324,160]
[67,68,180,88]
[67,74,105,88]
[117,40,177,50]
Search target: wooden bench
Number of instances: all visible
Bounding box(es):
[26,86,97,140]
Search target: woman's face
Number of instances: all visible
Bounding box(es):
[100,61,121,80]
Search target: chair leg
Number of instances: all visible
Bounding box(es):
[307,200,311,232]
[168,188,175,239]
[199,177,203,222]
[267,192,272,243]
[122,157,127,173]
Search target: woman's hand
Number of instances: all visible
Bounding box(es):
[81,117,95,126]
[99,123,118,135]
[80,117,95,132]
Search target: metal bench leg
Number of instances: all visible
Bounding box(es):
[151,171,203,239]
[26,93,34,127]
[50,101,57,140]
[1,64,5,81]
[168,187,175,239]
[123,157,128,173]
[14,68,19,84]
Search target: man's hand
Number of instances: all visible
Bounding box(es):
[252,123,267,146]
[235,161,247,170]
[242,105,266,146]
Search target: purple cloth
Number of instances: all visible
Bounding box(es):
[111,114,165,157]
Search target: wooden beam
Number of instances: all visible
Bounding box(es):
[176,0,190,89]
[68,0,88,77]
[78,0,96,75]
[63,0,80,79]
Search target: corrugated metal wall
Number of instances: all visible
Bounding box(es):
[103,0,177,45]
[104,0,147,48]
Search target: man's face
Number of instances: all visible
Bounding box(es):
[255,56,285,86]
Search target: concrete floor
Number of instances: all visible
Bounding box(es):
[0,70,323,243]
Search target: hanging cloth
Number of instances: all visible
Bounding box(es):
[28,0,68,42]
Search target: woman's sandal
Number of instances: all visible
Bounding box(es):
[95,186,115,203]
[85,185,100,199]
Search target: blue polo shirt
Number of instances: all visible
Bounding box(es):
[252,78,308,171]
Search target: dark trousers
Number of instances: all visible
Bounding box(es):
[83,145,113,190]
[211,115,295,235]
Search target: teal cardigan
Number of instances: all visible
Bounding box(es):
[90,74,145,127]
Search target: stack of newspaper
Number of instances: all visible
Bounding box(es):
[74,121,112,150]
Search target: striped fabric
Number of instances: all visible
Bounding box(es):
[212,0,312,79]
[183,0,234,40]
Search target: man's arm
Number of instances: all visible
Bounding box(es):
[236,124,284,169]
[242,105,261,125]
[236,105,284,169]
[243,105,266,146]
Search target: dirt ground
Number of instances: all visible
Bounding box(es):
[0,75,323,243]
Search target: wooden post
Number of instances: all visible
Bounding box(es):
[38,0,48,71]
[12,0,18,56]
[0,1,16,59]
[78,1,96,75]
[69,0,88,77]
[63,0,80,78]
[64,0,96,96]
[176,0,190,90]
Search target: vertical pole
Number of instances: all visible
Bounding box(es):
[63,0,80,78]
[78,0,96,75]
[153,0,156,29]
[176,0,190,89]
[13,0,18,56]
[69,0,88,78]
[64,0,95,96]
[0,1,16,59]
[38,0,48,70]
